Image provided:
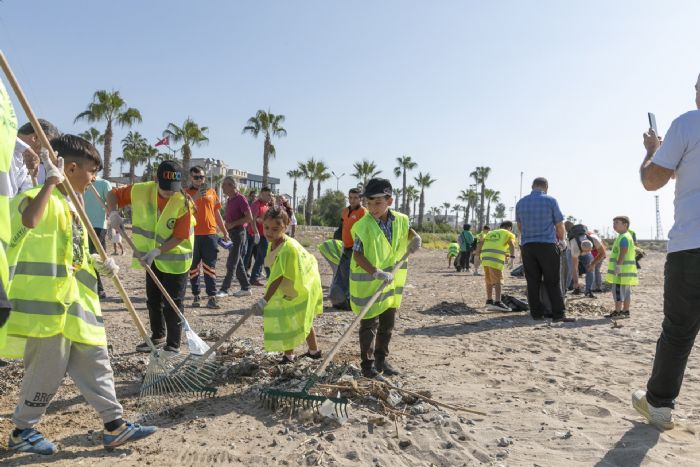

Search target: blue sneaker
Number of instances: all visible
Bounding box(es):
[103,421,156,451]
[8,428,58,455]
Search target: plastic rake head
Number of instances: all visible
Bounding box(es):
[259,388,350,419]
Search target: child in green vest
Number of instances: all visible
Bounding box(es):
[447,242,459,268]
[605,216,638,319]
[350,178,422,378]
[1,135,155,455]
[475,221,516,312]
[252,207,323,363]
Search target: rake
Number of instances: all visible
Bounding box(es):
[260,250,412,418]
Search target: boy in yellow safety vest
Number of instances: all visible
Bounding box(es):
[476,221,516,312]
[350,178,422,378]
[252,207,323,363]
[447,242,459,268]
[605,216,638,319]
[1,135,156,456]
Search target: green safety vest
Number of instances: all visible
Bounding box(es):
[0,186,106,358]
[263,236,323,352]
[318,239,343,267]
[606,231,638,286]
[448,242,459,257]
[349,211,409,319]
[130,181,194,274]
[480,229,512,272]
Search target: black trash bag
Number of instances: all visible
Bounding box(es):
[501,294,529,311]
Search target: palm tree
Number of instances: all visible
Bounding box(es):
[121,131,148,184]
[452,204,463,229]
[404,186,419,220]
[469,166,491,227]
[115,155,126,177]
[430,207,442,223]
[351,159,382,188]
[242,109,287,187]
[392,188,402,210]
[414,171,436,228]
[78,127,104,147]
[442,202,451,223]
[162,118,209,173]
[467,189,479,224]
[314,161,331,200]
[142,146,158,180]
[286,169,303,210]
[74,90,142,178]
[484,189,501,228]
[298,158,320,225]
[393,155,418,213]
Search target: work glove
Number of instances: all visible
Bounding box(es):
[108,211,124,230]
[372,270,394,283]
[507,256,515,269]
[614,264,622,276]
[408,234,422,254]
[254,233,261,245]
[91,253,120,278]
[252,298,267,315]
[40,148,64,185]
[141,248,161,267]
[557,239,568,251]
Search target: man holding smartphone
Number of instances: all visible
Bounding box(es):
[186,166,229,309]
[635,73,700,430]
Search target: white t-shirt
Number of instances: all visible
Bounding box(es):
[652,109,700,253]
[569,232,602,256]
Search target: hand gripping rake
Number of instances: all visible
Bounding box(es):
[0,50,204,416]
[260,250,412,418]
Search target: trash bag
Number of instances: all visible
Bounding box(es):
[501,294,529,311]
[510,264,524,277]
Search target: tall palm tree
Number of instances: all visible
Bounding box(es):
[484,189,501,228]
[467,189,479,224]
[143,146,159,179]
[442,202,451,223]
[404,186,419,220]
[74,90,142,178]
[78,127,104,147]
[298,158,319,225]
[469,166,491,227]
[314,161,331,200]
[414,171,436,228]
[352,159,382,188]
[393,156,418,213]
[430,207,442,223]
[243,109,287,187]
[452,204,463,229]
[121,131,148,184]
[392,188,402,210]
[286,169,303,210]
[162,118,209,173]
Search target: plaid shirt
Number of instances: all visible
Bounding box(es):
[353,209,395,253]
[516,190,564,245]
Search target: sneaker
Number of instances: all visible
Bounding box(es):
[605,310,622,319]
[618,310,630,319]
[632,390,674,430]
[485,299,494,306]
[584,291,596,298]
[103,421,157,451]
[250,279,265,287]
[206,296,220,309]
[192,295,201,307]
[375,359,400,376]
[163,345,180,353]
[489,301,511,312]
[279,355,295,365]
[572,288,582,295]
[232,289,252,297]
[361,366,380,378]
[136,338,165,353]
[552,316,576,323]
[473,271,481,276]
[215,291,229,298]
[8,428,58,455]
[300,350,322,360]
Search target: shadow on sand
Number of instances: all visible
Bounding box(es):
[594,420,661,467]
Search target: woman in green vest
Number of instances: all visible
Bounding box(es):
[605,216,638,319]
[252,207,323,363]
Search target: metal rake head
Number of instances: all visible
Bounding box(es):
[259,388,349,419]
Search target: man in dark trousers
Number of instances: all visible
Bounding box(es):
[330,188,367,309]
[515,177,575,323]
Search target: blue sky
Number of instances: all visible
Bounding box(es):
[1,0,699,238]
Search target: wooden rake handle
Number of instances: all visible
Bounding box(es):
[198,306,257,361]
[0,49,153,347]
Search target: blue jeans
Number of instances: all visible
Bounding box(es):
[250,236,269,282]
[244,232,256,271]
[565,250,573,289]
[579,253,594,293]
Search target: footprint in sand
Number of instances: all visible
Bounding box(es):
[578,404,612,418]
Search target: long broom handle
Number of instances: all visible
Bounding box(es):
[88,185,188,324]
[0,49,154,349]
[198,306,256,361]
[313,250,411,377]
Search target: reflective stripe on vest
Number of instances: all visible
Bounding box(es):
[606,231,638,286]
[349,210,409,319]
[318,239,343,266]
[480,229,511,271]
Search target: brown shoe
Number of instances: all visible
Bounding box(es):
[250,279,265,287]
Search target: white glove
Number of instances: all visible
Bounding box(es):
[507,256,515,268]
[614,264,621,276]
[372,270,394,283]
[557,239,568,251]
[40,148,64,184]
[91,253,119,278]
[254,233,261,245]
[252,298,267,315]
[141,248,161,267]
[408,235,422,254]
[108,211,124,230]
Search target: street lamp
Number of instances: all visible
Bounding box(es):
[331,171,345,191]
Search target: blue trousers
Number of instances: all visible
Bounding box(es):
[250,236,269,282]
[189,234,219,297]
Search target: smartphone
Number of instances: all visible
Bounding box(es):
[198,183,209,194]
[648,112,658,134]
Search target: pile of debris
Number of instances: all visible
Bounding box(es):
[565,300,609,317]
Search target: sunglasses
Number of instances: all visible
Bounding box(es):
[192,175,205,180]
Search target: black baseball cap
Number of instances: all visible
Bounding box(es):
[156,160,183,191]
[362,178,393,198]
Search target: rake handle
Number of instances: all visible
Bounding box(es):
[312,250,412,378]
[199,306,256,361]
[0,49,154,350]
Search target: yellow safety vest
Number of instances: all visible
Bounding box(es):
[130,181,194,274]
[349,211,409,319]
[318,239,343,267]
[606,231,638,286]
[0,186,106,358]
[263,236,323,352]
[480,229,512,271]
[448,242,459,257]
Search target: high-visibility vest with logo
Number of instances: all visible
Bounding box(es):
[448,242,459,257]
[480,229,512,271]
[0,187,106,358]
[318,239,343,267]
[130,181,194,274]
[606,231,638,285]
[349,211,409,319]
[263,236,323,352]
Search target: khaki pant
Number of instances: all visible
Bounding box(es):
[13,334,122,429]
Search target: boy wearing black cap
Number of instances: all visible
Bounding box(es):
[350,178,422,378]
[107,160,194,352]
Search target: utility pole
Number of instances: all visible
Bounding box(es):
[655,195,663,240]
[519,171,523,199]
[331,171,345,192]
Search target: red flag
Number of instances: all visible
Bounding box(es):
[154,136,169,147]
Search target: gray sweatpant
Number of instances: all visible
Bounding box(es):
[12,334,123,429]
